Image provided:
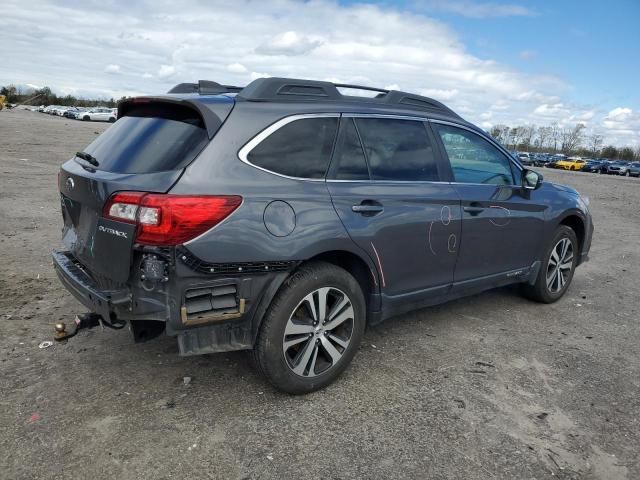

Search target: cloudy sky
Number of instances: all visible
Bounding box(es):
[3,0,639,146]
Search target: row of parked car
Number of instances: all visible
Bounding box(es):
[513,152,640,177]
[37,105,117,122]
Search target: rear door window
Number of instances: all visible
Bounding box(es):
[81,104,209,174]
[247,117,338,179]
[354,118,439,181]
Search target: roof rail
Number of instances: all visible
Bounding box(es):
[236,77,461,118]
[167,77,461,118]
[167,80,242,95]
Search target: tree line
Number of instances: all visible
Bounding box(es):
[1,84,128,108]
[488,123,640,161]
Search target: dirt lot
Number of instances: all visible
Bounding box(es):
[1,109,639,479]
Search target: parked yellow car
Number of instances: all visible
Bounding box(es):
[556,158,586,171]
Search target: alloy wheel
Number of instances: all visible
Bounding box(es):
[546,237,574,294]
[282,287,354,377]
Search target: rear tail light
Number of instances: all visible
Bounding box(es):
[103,192,242,246]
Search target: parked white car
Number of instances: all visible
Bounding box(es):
[79,107,117,122]
[43,105,61,114]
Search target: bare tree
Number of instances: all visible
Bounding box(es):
[489,125,502,141]
[561,123,585,154]
[509,127,523,150]
[550,122,561,153]
[588,134,604,157]
[536,126,552,151]
[490,124,511,145]
[520,125,536,151]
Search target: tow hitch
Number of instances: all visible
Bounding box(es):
[54,313,126,341]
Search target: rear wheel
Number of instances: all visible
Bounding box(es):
[522,225,578,303]
[108,117,116,123]
[253,262,366,394]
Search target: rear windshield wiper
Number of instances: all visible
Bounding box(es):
[75,151,99,167]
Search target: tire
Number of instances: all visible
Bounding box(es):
[82,115,90,121]
[522,225,578,303]
[108,117,116,123]
[252,262,366,394]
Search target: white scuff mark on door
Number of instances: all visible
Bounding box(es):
[489,205,511,227]
[427,221,437,256]
[448,234,457,253]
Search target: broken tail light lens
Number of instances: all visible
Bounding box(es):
[103,192,242,246]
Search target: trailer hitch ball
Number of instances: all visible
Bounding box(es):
[55,322,66,334]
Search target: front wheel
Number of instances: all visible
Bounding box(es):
[252,262,366,394]
[522,225,578,303]
[82,115,90,121]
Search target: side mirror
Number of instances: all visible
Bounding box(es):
[522,169,543,190]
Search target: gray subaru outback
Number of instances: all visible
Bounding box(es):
[53,78,593,393]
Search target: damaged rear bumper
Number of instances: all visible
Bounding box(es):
[52,249,294,355]
[52,250,131,321]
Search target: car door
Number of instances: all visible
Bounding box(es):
[430,121,547,287]
[327,115,461,303]
[95,108,109,121]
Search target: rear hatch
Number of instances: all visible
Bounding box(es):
[59,97,233,284]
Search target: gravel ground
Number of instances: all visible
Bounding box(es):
[1,109,638,480]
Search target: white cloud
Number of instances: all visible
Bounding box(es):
[490,100,510,110]
[226,63,248,74]
[256,31,322,56]
[573,110,596,121]
[249,71,271,81]
[533,103,570,117]
[419,88,459,101]
[602,107,640,145]
[157,65,176,79]
[606,107,633,122]
[104,64,121,74]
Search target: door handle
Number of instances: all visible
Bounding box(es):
[352,201,383,215]
[463,206,484,215]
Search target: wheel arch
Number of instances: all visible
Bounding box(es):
[249,248,381,344]
[302,249,380,306]
[558,213,585,253]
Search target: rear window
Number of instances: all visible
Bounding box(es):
[81,104,209,174]
[246,117,338,179]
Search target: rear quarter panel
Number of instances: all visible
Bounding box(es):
[169,103,381,283]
